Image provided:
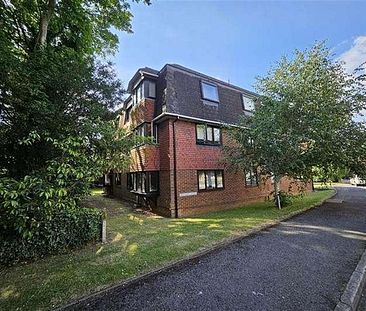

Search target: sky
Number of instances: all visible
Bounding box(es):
[112,0,366,92]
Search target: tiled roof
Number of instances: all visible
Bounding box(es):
[161,64,257,125]
[167,64,257,97]
[125,63,258,125]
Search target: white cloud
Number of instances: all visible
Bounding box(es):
[338,36,366,74]
[337,36,366,123]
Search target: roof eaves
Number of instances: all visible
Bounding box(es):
[127,67,159,92]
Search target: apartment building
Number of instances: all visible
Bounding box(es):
[110,64,309,217]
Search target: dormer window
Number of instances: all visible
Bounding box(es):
[133,82,143,105]
[147,81,156,98]
[242,95,255,112]
[201,81,219,102]
[132,80,156,105]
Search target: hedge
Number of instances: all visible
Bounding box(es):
[0,207,103,265]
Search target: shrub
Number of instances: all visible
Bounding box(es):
[273,191,294,208]
[0,133,132,265]
[0,175,103,265]
[0,207,102,265]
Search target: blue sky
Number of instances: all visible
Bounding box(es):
[112,0,366,92]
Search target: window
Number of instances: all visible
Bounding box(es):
[127,171,159,194]
[127,173,135,190]
[206,126,213,142]
[198,170,224,191]
[133,82,144,105]
[196,124,221,145]
[153,124,159,143]
[242,95,255,112]
[148,81,156,98]
[135,123,147,137]
[133,123,155,147]
[196,124,205,141]
[216,171,224,188]
[134,123,152,137]
[245,168,258,187]
[201,81,219,102]
[125,107,131,123]
[136,173,144,192]
[115,173,122,186]
[149,172,159,192]
[213,127,221,143]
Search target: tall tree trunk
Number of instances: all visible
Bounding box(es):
[35,0,56,48]
[274,175,282,209]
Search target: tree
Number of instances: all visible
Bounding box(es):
[0,0,151,262]
[0,0,149,178]
[226,43,366,208]
[0,0,150,55]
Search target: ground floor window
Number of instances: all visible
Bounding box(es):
[245,168,258,187]
[198,170,224,191]
[127,171,159,194]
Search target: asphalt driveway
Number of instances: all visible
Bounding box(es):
[69,186,366,311]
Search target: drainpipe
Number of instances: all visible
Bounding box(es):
[172,117,179,218]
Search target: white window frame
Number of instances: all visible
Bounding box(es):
[201,81,219,102]
[196,124,221,145]
[245,168,258,187]
[198,170,224,191]
[242,95,255,112]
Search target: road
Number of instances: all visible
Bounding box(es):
[69,186,366,311]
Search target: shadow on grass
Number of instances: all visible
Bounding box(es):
[0,190,336,311]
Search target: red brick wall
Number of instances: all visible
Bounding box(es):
[120,98,156,130]
[130,145,160,171]
[116,115,312,218]
[156,119,175,217]
[170,120,311,217]
[115,115,176,216]
[174,120,224,170]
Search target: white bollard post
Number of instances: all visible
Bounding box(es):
[102,218,107,243]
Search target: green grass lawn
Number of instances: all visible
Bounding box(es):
[90,187,104,196]
[0,190,334,311]
[313,181,334,190]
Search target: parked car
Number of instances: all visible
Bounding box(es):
[350,176,366,186]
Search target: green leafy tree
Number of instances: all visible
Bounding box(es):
[226,43,366,208]
[0,0,149,178]
[0,0,149,55]
[0,0,150,262]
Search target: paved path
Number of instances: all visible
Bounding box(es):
[71,186,366,311]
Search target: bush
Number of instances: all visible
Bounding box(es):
[0,207,102,265]
[0,175,103,265]
[273,191,294,208]
[0,133,131,265]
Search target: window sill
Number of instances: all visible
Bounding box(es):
[202,99,219,107]
[196,142,222,147]
[129,190,159,196]
[198,187,225,192]
[202,96,219,103]
[243,110,254,116]
[132,143,158,150]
